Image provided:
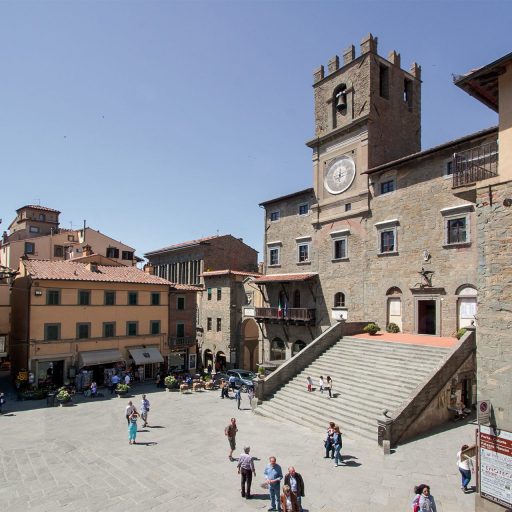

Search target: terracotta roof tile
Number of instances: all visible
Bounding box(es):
[169,283,203,291]
[202,270,261,278]
[17,205,61,213]
[145,235,228,255]
[253,272,318,284]
[23,259,171,286]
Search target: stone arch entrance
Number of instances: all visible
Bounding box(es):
[241,318,259,371]
[204,349,213,369]
[386,287,403,331]
[215,351,227,372]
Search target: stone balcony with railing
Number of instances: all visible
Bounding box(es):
[452,140,498,188]
[168,336,196,349]
[254,307,316,325]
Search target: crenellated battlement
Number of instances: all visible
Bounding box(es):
[313,34,421,84]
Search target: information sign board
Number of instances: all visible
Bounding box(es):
[479,425,512,508]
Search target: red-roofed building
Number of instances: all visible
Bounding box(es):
[10,258,171,387]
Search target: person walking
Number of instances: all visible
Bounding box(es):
[110,373,120,394]
[140,394,150,428]
[324,422,335,459]
[247,386,255,408]
[228,374,236,392]
[306,376,313,392]
[235,387,242,410]
[264,456,283,512]
[457,444,474,493]
[125,400,135,425]
[284,467,305,512]
[225,417,238,461]
[0,392,5,414]
[326,376,333,398]
[280,485,299,512]
[333,426,342,466]
[318,376,324,394]
[124,373,131,386]
[412,484,437,512]
[90,381,97,398]
[128,410,139,445]
[237,446,256,499]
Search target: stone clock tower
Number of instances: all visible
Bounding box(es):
[306,34,421,224]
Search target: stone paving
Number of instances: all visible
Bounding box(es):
[0,382,477,511]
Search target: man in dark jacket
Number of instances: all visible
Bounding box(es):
[284,467,305,512]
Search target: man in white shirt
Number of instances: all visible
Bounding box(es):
[124,373,131,386]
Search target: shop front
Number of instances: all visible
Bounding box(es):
[168,350,187,373]
[128,346,164,381]
[34,357,67,387]
[77,349,125,388]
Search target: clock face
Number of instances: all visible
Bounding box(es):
[324,155,356,195]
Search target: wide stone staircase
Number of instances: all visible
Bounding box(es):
[254,336,451,441]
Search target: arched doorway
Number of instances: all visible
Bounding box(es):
[386,287,403,331]
[292,340,306,356]
[204,349,213,370]
[241,318,259,371]
[215,351,227,372]
[270,338,286,361]
[456,285,477,328]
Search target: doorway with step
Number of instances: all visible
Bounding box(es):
[411,288,445,336]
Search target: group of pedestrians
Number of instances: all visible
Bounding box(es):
[324,421,343,466]
[225,417,305,511]
[124,394,150,445]
[307,375,333,397]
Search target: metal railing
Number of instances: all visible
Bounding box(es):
[254,307,316,322]
[452,141,498,188]
[168,336,196,348]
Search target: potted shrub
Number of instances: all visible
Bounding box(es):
[164,375,178,391]
[386,322,400,333]
[116,383,130,397]
[363,322,380,335]
[456,328,467,340]
[56,387,72,406]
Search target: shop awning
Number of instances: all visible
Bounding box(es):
[128,347,164,365]
[79,349,124,367]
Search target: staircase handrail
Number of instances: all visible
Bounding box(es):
[255,321,344,402]
[377,328,476,448]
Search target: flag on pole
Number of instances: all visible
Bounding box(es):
[278,299,283,318]
[283,301,288,318]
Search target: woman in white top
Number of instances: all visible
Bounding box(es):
[457,444,474,492]
[318,376,324,394]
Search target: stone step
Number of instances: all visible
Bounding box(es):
[341,337,452,354]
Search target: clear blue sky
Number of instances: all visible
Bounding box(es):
[0,1,509,261]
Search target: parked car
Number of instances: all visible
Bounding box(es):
[212,372,230,385]
[226,369,257,392]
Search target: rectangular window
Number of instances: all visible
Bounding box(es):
[104,291,115,305]
[217,288,222,301]
[103,322,115,338]
[379,65,389,99]
[177,296,185,310]
[78,290,90,306]
[29,226,40,233]
[46,289,60,305]
[176,322,185,338]
[77,323,90,339]
[216,318,222,332]
[447,217,467,244]
[150,321,160,335]
[67,235,75,242]
[270,210,280,222]
[380,230,396,253]
[122,251,134,260]
[298,203,309,216]
[151,292,160,306]
[45,323,60,341]
[106,247,119,258]
[345,203,352,212]
[128,292,138,305]
[380,180,395,194]
[333,238,347,260]
[207,318,212,331]
[207,288,212,301]
[126,322,138,336]
[297,243,310,263]
[24,242,35,255]
[269,247,280,266]
[54,245,64,257]
[445,160,454,176]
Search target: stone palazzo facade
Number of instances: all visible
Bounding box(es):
[254,34,494,364]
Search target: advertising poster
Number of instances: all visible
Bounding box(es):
[479,425,512,508]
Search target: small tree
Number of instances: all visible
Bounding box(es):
[386,322,400,333]
[363,322,380,335]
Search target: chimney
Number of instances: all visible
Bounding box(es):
[144,263,155,275]
[82,244,93,257]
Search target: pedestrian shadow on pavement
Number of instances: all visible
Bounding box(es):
[148,425,165,428]
[133,441,158,446]
[341,455,361,467]
[137,429,150,433]
[0,413,15,416]
[246,494,268,501]
[333,393,340,398]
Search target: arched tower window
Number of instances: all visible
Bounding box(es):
[334,292,345,308]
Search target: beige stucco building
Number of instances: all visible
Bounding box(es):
[10,258,170,386]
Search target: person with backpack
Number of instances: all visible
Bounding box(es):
[324,422,335,459]
[411,484,437,512]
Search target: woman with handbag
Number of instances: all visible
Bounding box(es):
[411,484,437,512]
